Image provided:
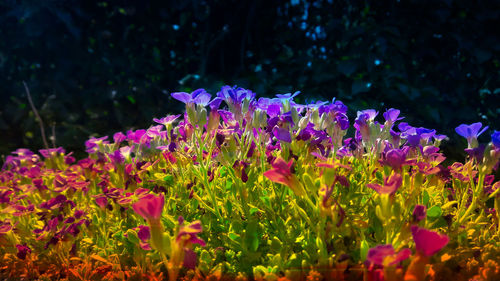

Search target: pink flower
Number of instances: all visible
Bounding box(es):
[263,158,304,196]
[367,173,403,195]
[132,194,165,222]
[176,216,206,248]
[379,147,415,172]
[411,226,449,256]
[170,216,206,271]
[367,244,411,267]
[94,196,108,210]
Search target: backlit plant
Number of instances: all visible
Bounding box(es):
[1,86,499,280]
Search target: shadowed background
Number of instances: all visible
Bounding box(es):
[0,0,498,161]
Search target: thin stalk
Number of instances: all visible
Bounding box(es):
[23,81,49,149]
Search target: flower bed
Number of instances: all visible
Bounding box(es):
[1,86,499,281]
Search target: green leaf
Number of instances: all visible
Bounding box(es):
[228,232,240,242]
[260,196,271,208]
[245,221,260,252]
[225,180,233,191]
[219,166,227,177]
[125,229,139,244]
[270,236,282,252]
[163,175,174,185]
[225,200,232,217]
[360,240,369,261]
[422,190,430,206]
[126,95,136,104]
[427,205,442,218]
[249,207,259,216]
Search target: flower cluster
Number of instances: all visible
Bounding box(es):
[0,85,499,281]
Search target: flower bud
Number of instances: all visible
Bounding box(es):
[298,116,309,130]
[207,110,220,133]
[197,107,207,126]
[186,104,197,125]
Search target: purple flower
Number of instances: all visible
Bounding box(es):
[217,86,256,105]
[107,150,125,164]
[492,130,500,148]
[455,122,489,148]
[383,108,403,123]
[218,110,235,123]
[401,127,436,147]
[171,89,211,106]
[464,145,486,163]
[433,134,447,142]
[366,244,411,267]
[318,100,348,115]
[153,114,181,127]
[275,91,300,101]
[16,244,31,260]
[137,225,151,241]
[354,110,378,141]
[85,136,109,153]
[39,147,66,158]
[412,205,426,222]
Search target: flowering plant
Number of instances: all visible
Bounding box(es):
[0,86,499,280]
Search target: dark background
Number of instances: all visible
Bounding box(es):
[1,0,499,162]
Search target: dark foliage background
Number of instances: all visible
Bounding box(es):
[0,0,499,161]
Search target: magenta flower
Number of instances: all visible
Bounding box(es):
[84,136,109,153]
[0,220,13,234]
[412,205,426,222]
[132,194,165,222]
[366,244,411,267]
[94,196,108,210]
[137,225,151,241]
[379,147,415,172]
[39,147,66,158]
[411,226,449,256]
[171,216,206,270]
[263,158,303,196]
[176,217,206,247]
[127,129,151,145]
[367,173,403,195]
[16,244,31,260]
[137,225,152,250]
[113,132,127,144]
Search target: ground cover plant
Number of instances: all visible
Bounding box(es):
[1,86,499,281]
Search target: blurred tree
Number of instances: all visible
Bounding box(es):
[0,0,498,161]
